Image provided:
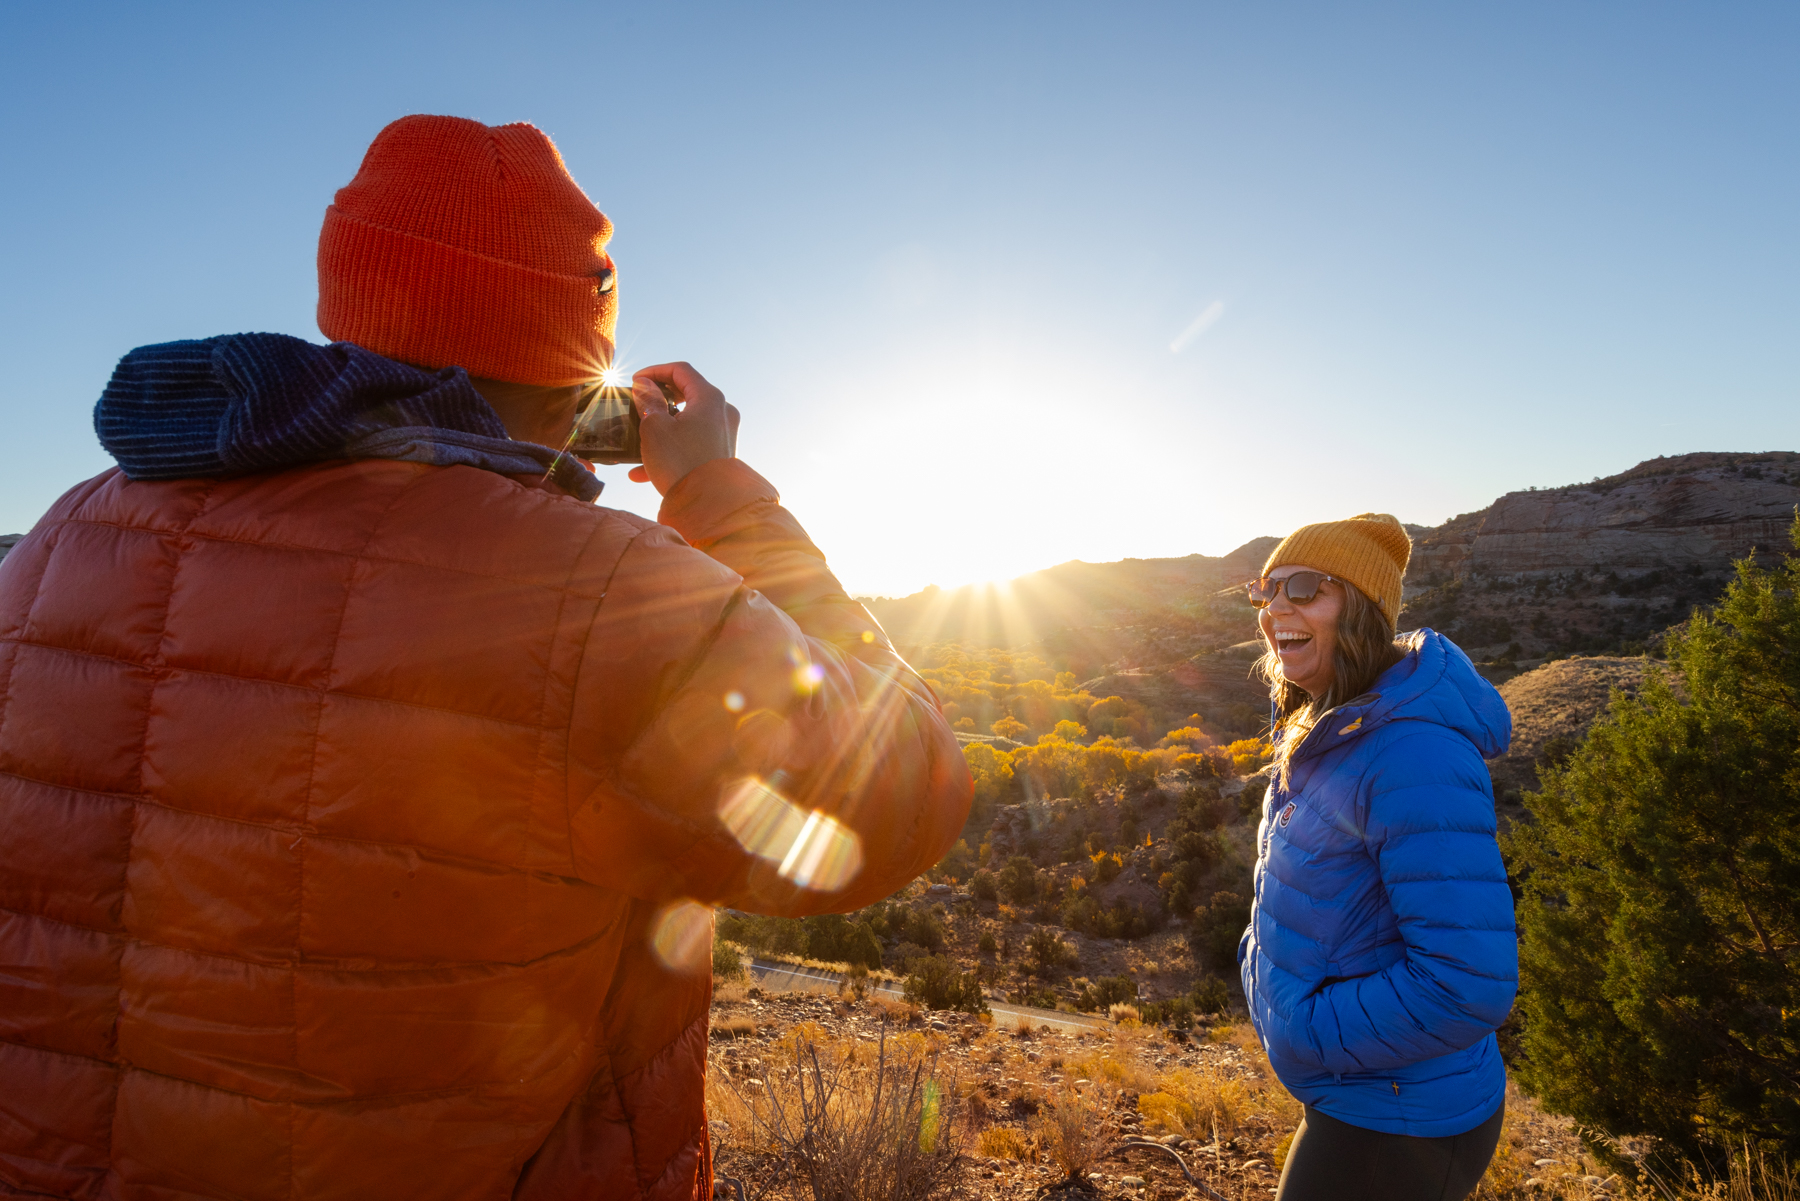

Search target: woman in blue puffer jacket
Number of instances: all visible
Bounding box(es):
[1238,513,1516,1201]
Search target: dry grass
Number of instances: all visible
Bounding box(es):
[711,1015,760,1041]
[712,1025,966,1200]
[868,996,920,1025]
[1488,656,1652,798]
[1460,1081,1800,1201]
[974,1125,1028,1161]
[1138,1066,1253,1140]
[1065,1046,1157,1096]
[1034,1082,1106,1181]
[1135,1021,1299,1145]
[745,948,905,983]
[1653,1145,1799,1201]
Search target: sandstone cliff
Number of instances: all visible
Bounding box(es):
[1410,452,1800,583]
[1402,452,1800,660]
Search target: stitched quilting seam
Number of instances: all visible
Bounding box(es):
[0,522,67,765]
[0,637,559,731]
[48,514,632,597]
[558,526,646,874]
[0,773,585,881]
[525,517,607,923]
[289,470,417,1200]
[0,1035,585,1110]
[0,903,616,974]
[109,480,219,1182]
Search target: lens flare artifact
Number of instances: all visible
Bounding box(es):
[650,899,713,974]
[718,776,862,892]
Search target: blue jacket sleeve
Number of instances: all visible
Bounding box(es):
[1298,727,1518,1075]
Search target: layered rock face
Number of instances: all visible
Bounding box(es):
[1402,453,1800,660]
[1409,453,1800,585]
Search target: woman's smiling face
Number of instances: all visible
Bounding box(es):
[1258,564,1343,697]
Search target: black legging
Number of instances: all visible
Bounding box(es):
[1275,1100,1505,1201]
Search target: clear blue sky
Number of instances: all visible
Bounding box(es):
[3,2,1795,595]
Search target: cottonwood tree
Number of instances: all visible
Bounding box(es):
[1506,516,1800,1163]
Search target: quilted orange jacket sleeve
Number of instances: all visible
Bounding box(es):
[564,458,972,914]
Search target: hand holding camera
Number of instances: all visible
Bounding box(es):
[626,362,740,496]
[565,360,739,494]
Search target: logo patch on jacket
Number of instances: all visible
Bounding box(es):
[1337,717,1362,735]
[1279,802,1296,827]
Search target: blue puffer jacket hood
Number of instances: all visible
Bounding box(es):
[1239,629,1517,1138]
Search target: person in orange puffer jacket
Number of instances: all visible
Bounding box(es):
[0,115,972,1201]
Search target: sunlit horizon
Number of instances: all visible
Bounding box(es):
[3,6,1796,561]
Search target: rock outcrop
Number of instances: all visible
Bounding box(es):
[1402,453,1800,659]
[1409,453,1800,584]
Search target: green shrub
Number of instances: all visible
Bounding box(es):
[1072,975,1137,1013]
[999,855,1039,904]
[888,941,929,973]
[712,938,746,981]
[971,869,999,902]
[1011,985,1061,1009]
[1088,850,1123,884]
[716,910,807,957]
[1507,521,1800,1162]
[843,922,884,970]
[1061,895,1157,940]
[1140,996,1196,1030]
[1237,777,1268,819]
[978,931,998,956]
[1189,975,1232,1015]
[1025,927,1080,976]
[1157,788,1234,913]
[903,956,990,1014]
[1187,890,1250,972]
[931,838,976,883]
[900,907,946,952]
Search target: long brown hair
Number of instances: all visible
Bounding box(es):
[1255,579,1411,788]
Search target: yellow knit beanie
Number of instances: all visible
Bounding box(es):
[1261,513,1411,627]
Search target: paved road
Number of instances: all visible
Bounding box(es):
[745,958,1109,1033]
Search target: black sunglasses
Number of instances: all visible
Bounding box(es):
[1247,572,1340,608]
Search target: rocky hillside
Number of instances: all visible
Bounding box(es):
[1403,452,1800,661]
[1484,656,1658,822]
[862,539,1281,684]
[860,452,1797,737]
[1411,453,1800,580]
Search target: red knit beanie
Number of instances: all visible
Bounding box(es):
[317,115,616,386]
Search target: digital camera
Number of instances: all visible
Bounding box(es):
[566,381,676,465]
